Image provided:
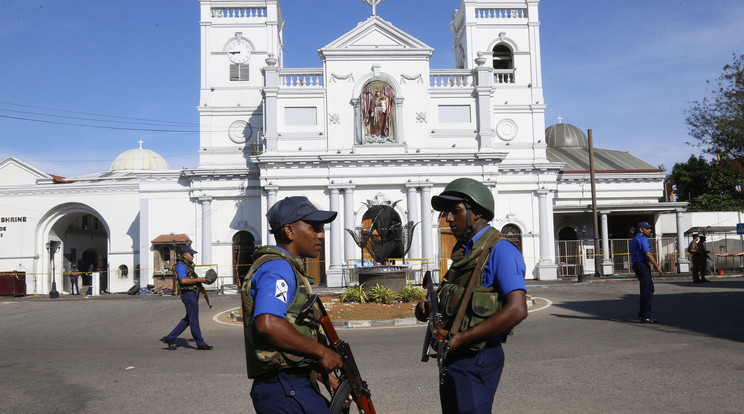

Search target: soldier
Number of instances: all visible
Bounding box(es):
[160,246,213,351]
[68,265,80,295]
[241,196,342,413]
[416,178,528,414]
[630,221,663,323]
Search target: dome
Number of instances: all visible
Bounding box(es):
[110,142,170,172]
[545,123,588,148]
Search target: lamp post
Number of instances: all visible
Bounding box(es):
[577,226,587,282]
[46,240,61,298]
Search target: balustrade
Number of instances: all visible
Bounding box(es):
[211,7,267,18]
[279,70,324,88]
[475,8,527,19]
[494,69,516,84]
[429,70,473,88]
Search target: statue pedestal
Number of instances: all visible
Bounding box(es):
[357,265,409,292]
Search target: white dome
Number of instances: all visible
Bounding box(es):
[110,145,170,172]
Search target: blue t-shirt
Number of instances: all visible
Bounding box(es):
[175,262,189,279]
[630,233,650,263]
[250,247,296,319]
[462,226,527,297]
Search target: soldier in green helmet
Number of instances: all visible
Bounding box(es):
[416,177,528,414]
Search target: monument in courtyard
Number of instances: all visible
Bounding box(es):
[346,199,417,291]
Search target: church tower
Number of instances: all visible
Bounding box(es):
[197,0,284,168]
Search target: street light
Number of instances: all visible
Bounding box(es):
[46,240,61,298]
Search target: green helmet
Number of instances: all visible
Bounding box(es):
[431,178,495,220]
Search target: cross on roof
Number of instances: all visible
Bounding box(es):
[363,0,386,16]
[556,115,564,124]
[138,139,144,149]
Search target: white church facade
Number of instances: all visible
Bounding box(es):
[0,0,689,296]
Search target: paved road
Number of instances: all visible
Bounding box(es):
[1,277,743,413]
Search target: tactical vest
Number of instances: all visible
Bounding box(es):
[439,227,515,351]
[240,246,325,378]
[173,258,198,293]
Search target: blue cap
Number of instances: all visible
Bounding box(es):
[267,196,337,233]
[638,221,652,229]
[179,245,197,255]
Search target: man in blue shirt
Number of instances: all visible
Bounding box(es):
[242,196,342,414]
[416,178,528,414]
[161,245,213,350]
[630,221,663,324]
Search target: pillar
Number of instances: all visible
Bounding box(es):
[405,183,420,261]
[420,183,434,273]
[265,185,278,245]
[536,189,558,280]
[199,197,213,266]
[600,212,613,275]
[343,186,356,262]
[676,210,690,273]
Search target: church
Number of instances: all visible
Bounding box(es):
[0,0,687,296]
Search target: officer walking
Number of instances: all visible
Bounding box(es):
[416,178,528,414]
[161,245,213,350]
[241,196,342,413]
[630,221,663,323]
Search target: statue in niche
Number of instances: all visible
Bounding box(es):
[361,81,396,144]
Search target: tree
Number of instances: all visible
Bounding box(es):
[685,54,744,164]
[671,155,744,211]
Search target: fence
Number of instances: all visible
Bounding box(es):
[557,237,678,278]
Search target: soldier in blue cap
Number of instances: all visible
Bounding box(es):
[630,221,663,323]
[241,196,342,413]
[161,245,213,350]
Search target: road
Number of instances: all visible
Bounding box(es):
[1,277,743,413]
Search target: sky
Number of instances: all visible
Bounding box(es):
[1,0,743,178]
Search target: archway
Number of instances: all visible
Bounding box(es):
[232,231,256,286]
[501,224,522,252]
[43,208,108,295]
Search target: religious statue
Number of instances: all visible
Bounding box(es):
[361,81,395,144]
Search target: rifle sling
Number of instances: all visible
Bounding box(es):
[447,229,502,343]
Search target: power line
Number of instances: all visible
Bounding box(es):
[0,114,200,133]
[0,107,196,128]
[0,101,199,126]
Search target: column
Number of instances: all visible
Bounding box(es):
[329,187,342,271]
[536,189,558,280]
[199,197,213,265]
[420,184,434,273]
[474,55,496,148]
[138,198,152,288]
[600,212,613,275]
[405,183,420,261]
[343,186,356,262]
[265,185,279,245]
[676,210,690,273]
[263,57,280,151]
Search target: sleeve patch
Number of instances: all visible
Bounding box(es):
[275,279,289,303]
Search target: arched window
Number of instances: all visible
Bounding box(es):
[232,231,255,286]
[492,44,513,70]
[501,224,522,252]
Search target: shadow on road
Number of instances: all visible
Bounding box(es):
[550,279,744,343]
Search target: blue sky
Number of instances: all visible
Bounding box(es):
[1,0,743,177]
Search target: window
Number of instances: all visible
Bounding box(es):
[230,64,249,81]
[492,44,513,70]
[501,224,522,252]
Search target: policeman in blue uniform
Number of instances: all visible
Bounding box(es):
[161,246,213,350]
[630,221,663,323]
[242,196,342,414]
[416,178,528,414]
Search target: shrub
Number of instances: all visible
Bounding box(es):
[397,284,427,303]
[368,283,395,304]
[340,284,367,304]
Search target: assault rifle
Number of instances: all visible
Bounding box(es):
[197,283,212,309]
[420,271,448,384]
[300,294,376,414]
